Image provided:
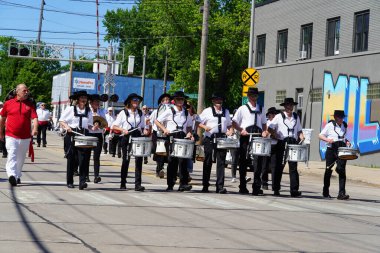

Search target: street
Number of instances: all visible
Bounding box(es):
[0,132,379,253]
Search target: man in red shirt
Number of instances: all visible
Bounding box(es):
[0,84,38,187]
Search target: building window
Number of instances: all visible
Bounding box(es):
[326,17,340,56]
[354,10,369,53]
[311,88,322,102]
[297,92,304,108]
[277,29,288,63]
[367,83,380,99]
[255,34,266,67]
[276,90,286,103]
[300,24,313,59]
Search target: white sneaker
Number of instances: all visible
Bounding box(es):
[245,176,252,183]
[231,178,236,183]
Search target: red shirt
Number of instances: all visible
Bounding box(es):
[0,98,37,139]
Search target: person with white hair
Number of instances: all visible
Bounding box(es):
[104,107,116,154]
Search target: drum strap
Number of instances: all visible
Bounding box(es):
[281,112,298,137]
[73,106,89,132]
[171,107,188,130]
[211,106,225,133]
[124,109,142,129]
[329,120,347,140]
[245,103,262,128]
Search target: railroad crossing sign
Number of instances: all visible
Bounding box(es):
[241,68,260,86]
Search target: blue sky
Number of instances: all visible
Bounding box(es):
[0,0,132,47]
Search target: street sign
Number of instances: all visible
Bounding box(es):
[241,68,260,86]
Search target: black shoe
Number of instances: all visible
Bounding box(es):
[239,188,249,194]
[201,186,209,193]
[262,184,269,190]
[79,183,88,190]
[104,151,108,154]
[273,190,280,196]
[252,189,264,196]
[178,185,192,192]
[144,158,148,164]
[117,153,121,158]
[291,191,302,197]
[8,175,17,186]
[86,177,91,182]
[337,194,350,200]
[188,176,192,183]
[17,178,21,184]
[74,171,79,176]
[43,144,46,147]
[94,177,101,183]
[67,184,74,189]
[37,144,40,147]
[2,154,7,158]
[323,192,332,198]
[135,186,145,192]
[112,154,115,157]
[217,188,227,194]
[166,186,174,191]
[159,170,165,179]
[120,183,127,190]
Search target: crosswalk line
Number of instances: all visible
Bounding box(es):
[234,196,309,211]
[183,195,249,209]
[68,192,124,205]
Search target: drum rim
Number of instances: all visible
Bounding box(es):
[338,147,359,152]
[131,137,152,141]
[173,138,195,144]
[74,136,98,141]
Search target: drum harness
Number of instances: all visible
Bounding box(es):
[210,106,226,162]
[122,108,143,160]
[327,120,348,170]
[280,112,298,166]
[168,107,188,157]
[244,104,263,161]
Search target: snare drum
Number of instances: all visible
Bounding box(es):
[155,139,167,156]
[130,137,152,157]
[74,136,98,148]
[338,147,359,160]
[195,145,205,161]
[216,138,240,149]
[171,138,195,159]
[250,137,272,156]
[287,144,308,162]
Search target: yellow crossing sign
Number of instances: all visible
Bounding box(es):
[241,68,260,86]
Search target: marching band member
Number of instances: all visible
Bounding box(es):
[262,107,280,190]
[268,97,304,197]
[198,93,233,194]
[142,105,151,165]
[59,90,95,190]
[232,87,268,195]
[319,110,350,200]
[185,101,200,179]
[155,91,194,192]
[149,93,171,178]
[112,93,149,191]
[88,94,107,183]
[103,107,116,154]
[36,102,51,147]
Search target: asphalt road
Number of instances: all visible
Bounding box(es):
[0,132,379,253]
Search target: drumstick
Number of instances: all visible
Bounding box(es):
[71,130,85,136]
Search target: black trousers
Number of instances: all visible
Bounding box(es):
[121,135,142,188]
[166,133,189,188]
[230,148,239,178]
[64,134,91,185]
[239,136,263,193]
[262,144,277,186]
[88,132,103,178]
[324,147,347,195]
[272,140,299,193]
[110,134,122,156]
[202,137,227,190]
[37,124,48,145]
[152,131,166,173]
[103,130,109,153]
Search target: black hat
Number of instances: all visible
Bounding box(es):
[332,110,346,118]
[89,94,101,101]
[157,93,171,105]
[266,107,280,116]
[280,97,298,106]
[210,92,225,100]
[171,91,189,99]
[246,87,259,96]
[69,90,89,100]
[124,93,143,105]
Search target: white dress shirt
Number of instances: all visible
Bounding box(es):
[150,104,169,132]
[267,118,278,145]
[111,109,148,135]
[37,108,51,122]
[319,121,347,148]
[268,112,302,141]
[199,106,232,137]
[105,113,116,127]
[232,102,266,130]
[156,105,192,133]
[59,106,93,130]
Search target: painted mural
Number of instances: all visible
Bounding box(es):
[320,71,380,159]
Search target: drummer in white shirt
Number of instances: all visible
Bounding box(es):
[36,102,51,147]
[198,93,233,194]
[112,93,150,191]
[232,87,268,195]
[103,107,116,154]
[155,91,194,192]
[267,97,304,197]
[319,110,351,200]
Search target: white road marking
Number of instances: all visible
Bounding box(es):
[68,192,124,205]
[183,195,249,209]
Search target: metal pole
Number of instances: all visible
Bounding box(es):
[248,0,255,68]
[140,46,147,105]
[163,48,168,93]
[104,46,112,110]
[37,0,45,44]
[96,0,101,93]
[68,43,75,100]
[197,0,209,116]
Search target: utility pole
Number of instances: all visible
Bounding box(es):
[140,46,147,105]
[37,0,45,45]
[197,0,209,116]
[68,43,75,99]
[104,46,113,109]
[96,0,101,93]
[163,48,168,93]
[248,0,256,68]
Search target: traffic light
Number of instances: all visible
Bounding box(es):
[9,46,30,56]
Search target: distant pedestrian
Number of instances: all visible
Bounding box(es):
[0,84,38,187]
[36,102,52,147]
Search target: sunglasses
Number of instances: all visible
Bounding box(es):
[132,98,140,102]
